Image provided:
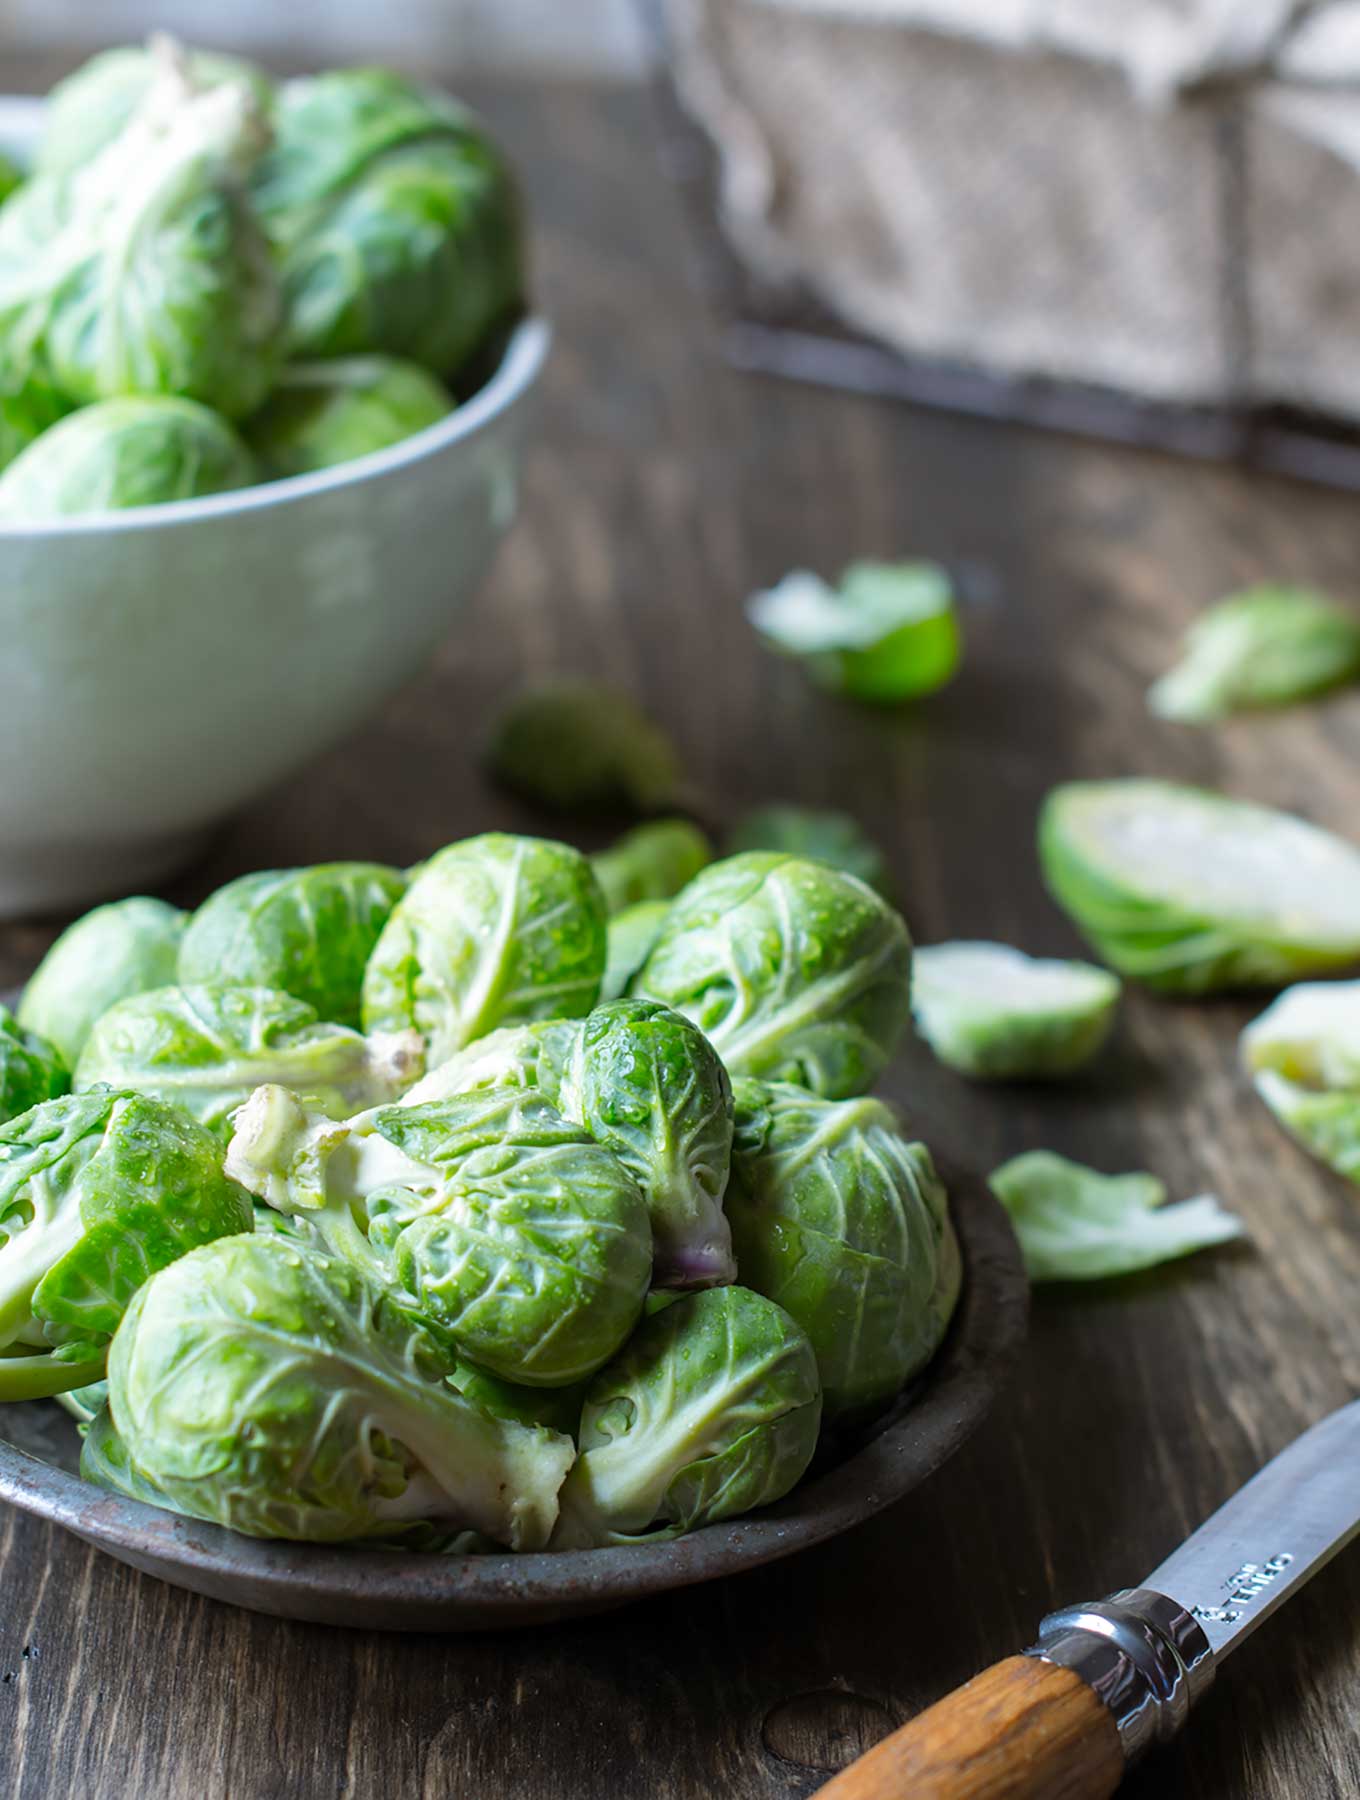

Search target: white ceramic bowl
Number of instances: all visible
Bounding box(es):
[0,98,549,918]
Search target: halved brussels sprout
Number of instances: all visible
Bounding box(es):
[911,941,1120,1080]
[601,900,670,1003]
[94,1232,575,1547]
[591,820,712,915]
[362,834,607,1066]
[177,862,407,1028]
[486,683,684,817]
[633,853,912,1098]
[726,1080,959,1422]
[1241,982,1360,1182]
[551,1286,821,1548]
[226,1085,652,1387]
[19,896,187,1067]
[1149,587,1360,723]
[400,1019,581,1108]
[0,1006,69,1126]
[247,356,452,478]
[0,1088,251,1400]
[1039,780,1360,992]
[748,562,960,702]
[725,804,891,897]
[74,985,422,1138]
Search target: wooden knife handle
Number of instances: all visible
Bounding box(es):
[811,1655,1125,1800]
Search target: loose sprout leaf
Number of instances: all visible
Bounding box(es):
[247,356,452,479]
[0,1006,69,1127]
[989,1150,1245,1283]
[601,901,671,1003]
[590,819,713,915]
[747,562,960,702]
[1242,982,1360,1182]
[725,805,891,897]
[912,941,1120,1080]
[1149,587,1360,723]
[485,683,685,817]
[401,1019,581,1109]
[1038,780,1360,992]
[19,896,187,1067]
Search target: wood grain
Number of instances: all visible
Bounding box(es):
[2,55,1360,1800]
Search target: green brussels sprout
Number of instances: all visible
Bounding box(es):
[551,1286,821,1548]
[448,1360,585,1438]
[725,805,891,897]
[911,942,1120,1080]
[559,999,735,1290]
[226,1084,652,1387]
[726,1080,960,1422]
[246,356,452,479]
[748,562,960,703]
[1241,982,1360,1182]
[634,853,912,1099]
[486,682,685,817]
[400,1019,581,1107]
[1149,587,1360,723]
[591,820,713,915]
[1039,780,1360,992]
[93,1232,575,1547]
[0,154,21,206]
[0,399,256,520]
[58,1380,109,1427]
[0,1006,69,1126]
[0,62,281,421]
[601,900,671,1003]
[80,1403,186,1510]
[0,1088,251,1400]
[38,42,274,177]
[20,896,187,1067]
[74,985,423,1138]
[177,862,407,1028]
[253,70,523,377]
[362,834,607,1067]
[0,368,68,474]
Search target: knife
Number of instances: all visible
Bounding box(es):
[814,1397,1360,1800]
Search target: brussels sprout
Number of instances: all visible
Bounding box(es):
[0,1006,69,1126]
[748,562,960,702]
[0,63,281,420]
[247,356,452,478]
[725,804,891,896]
[0,1088,251,1400]
[1241,982,1360,1182]
[634,853,912,1099]
[1039,780,1360,992]
[94,1233,575,1547]
[591,820,713,915]
[19,896,187,1067]
[80,1404,186,1511]
[486,683,685,817]
[75,985,422,1138]
[38,42,274,177]
[401,1019,580,1108]
[989,1151,1244,1283]
[57,1379,108,1428]
[726,1080,959,1421]
[0,399,256,520]
[448,1360,585,1437]
[551,1286,821,1548]
[1149,587,1360,723]
[226,1084,652,1387]
[362,834,607,1066]
[254,70,523,377]
[911,942,1120,1080]
[0,368,68,474]
[560,999,735,1290]
[178,862,407,1028]
[602,901,671,1003]
[0,154,21,206]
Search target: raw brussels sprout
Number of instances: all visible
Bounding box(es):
[57,1379,109,1428]
[0,1006,69,1126]
[551,1286,821,1548]
[0,399,255,520]
[0,1088,251,1400]
[726,1080,960,1421]
[362,834,608,1066]
[634,853,912,1099]
[1149,587,1360,723]
[0,368,68,474]
[75,985,423,1138]
[486,683,684,817]
[748,562,960,702]
[559,999,735,1290]
[177,862,407,1028]
[0,154,21,206]
[911,942,1120,1080]
[0,62,281,420]
[94,1232,575,1547]
[1241,982,1360,1182]
[1039,780,1360,992]
[81,1404,186,1510]
[448,1360,585,1438]
[990,1151,1244,1282]
[726,804,891,896]
[247,356,452,478]
[591,820,713,914]
[226,1084,652,1387]
[19,896,187,1067]
[401,1019,580,1107]
[602,900,670,1003]
[254,70,523,377]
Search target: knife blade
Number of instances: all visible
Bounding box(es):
[813,1397,1360,1800]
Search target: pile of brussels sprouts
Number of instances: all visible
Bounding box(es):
[0,39,523,519]
[0,828,960,1552]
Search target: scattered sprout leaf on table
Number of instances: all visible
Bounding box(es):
[912,941,1120,1080]
[1148,586,1360,723]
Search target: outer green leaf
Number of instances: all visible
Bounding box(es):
[247,356,452,478]
[1149,587,1360,723]
[19,896,187,1067]
[912,941,1120,1080]
[485,683,684,817]
[748,562,960,702]
[590,819,713,915]
[0,1005,69,1125]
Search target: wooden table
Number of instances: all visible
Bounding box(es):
[4,61,1360,1800]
